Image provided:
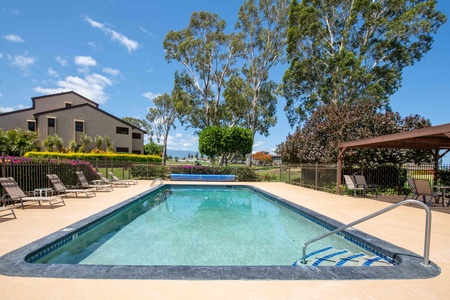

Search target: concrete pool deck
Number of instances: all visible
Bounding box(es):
[0,181,449,299]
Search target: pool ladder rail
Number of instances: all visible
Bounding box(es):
[150,178,164,187]
[298,199,432,267]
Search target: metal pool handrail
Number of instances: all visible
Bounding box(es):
[150,178,164,187]
[301,199,432,266]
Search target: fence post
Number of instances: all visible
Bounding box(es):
[288,164,291,184]
[1,152,5,178]
[315,162,319,190]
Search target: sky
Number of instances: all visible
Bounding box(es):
[1,0,449,155]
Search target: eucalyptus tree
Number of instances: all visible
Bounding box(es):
[234,0,289,166]
[283,0,446,125]
[163,11,239,130]
[146,93,179,165]
[122,117,151,142]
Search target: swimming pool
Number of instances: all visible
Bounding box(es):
[0,184,440,280]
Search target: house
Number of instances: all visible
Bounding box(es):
[252,151,283,165]
[0,91,146,154]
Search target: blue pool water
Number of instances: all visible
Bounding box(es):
[34,186,372,266]
[0,184,440,280]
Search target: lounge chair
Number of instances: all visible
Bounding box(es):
[0,177,65,209]
[413,178,442,204]
[108,172,138,185]
[343,175,366,197]
[47,174,96,198]
[353,175,378,197]
[0,205,16,219]
[75,171,113,192]
[404,177,419,200]
[97,172,129,187]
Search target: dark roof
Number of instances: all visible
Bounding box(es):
[34,103,147,134]
[32,91,99,108]
[338,123,450,151]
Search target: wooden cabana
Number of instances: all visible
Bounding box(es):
[337,123,450,195]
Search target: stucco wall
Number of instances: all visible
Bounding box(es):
[33,93,98,113]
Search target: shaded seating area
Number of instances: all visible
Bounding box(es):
[47,174,96,198]
[76,171,113,192]
[0,177,65,209]
[414,178,442,205]
[108,172,138,185]
[343,175,377,197]
[97,172,129,187]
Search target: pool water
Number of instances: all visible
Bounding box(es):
[35,186,373,266]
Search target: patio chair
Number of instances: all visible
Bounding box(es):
[343,175,365,197]
[353,175,378,198]
[96,172,129,187]
[108,172,138,185]
[47,174,96,198]
[404,177,419,200]
[0,177,65,209]
[413,178,442,205]
[75,171,113,192]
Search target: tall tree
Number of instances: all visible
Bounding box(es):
[283,0,446,125]
[122,117,151,142]
[146,93,179,165]
[234,0,289,166]
[163,11,239,131]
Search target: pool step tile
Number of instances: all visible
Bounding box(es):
[294,246,393,267]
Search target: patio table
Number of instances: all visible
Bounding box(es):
[433,185,450,207]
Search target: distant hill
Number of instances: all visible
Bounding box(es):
[166,149,198,159]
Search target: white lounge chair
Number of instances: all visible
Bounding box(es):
[353,175,378,197]
[343,175,365,197]
[97,172,129,187]
[0,177,65,209]
[47,174,96,198]
[108,172,138,185]
[76,171,113,192]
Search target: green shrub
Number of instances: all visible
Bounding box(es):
[24,151,162,163]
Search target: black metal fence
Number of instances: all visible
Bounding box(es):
[1,155,447,199]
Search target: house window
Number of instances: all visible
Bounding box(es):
[116,147,129,153]
[48,118,55,127]
[116,127,129,135]
[132,150,141,154]
[132,132,141,139]
[27,121,36,132]
[75,121,84,132]
[65,102,72,108]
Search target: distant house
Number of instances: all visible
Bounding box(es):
[0,91,146,154]
[252,151,282,165]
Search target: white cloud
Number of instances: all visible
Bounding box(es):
[48,68,58,77]
[140,26,154,37]
[142,92,161,101]
[0,53,3,59]
[0,106,15,112]
[7,53,36,74]
[34,73,113,104]
[102,67,121,76]
[74,55,97,67]
[167,133,198,150]
[3,34,24,43]
[55,56,69,67]
[83,15,139,53]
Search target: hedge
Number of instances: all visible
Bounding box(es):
[24,151,162,163]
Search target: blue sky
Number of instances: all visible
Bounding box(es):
[1,0,449,154]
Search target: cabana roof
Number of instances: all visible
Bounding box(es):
[338,123,450,151]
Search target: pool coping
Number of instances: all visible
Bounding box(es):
[0,184,441,280]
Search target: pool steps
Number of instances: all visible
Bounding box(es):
[292,246,393,267]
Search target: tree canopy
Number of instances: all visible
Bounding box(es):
[277,100,432,166]
[283,0,447,125]
[198,126,253,165]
